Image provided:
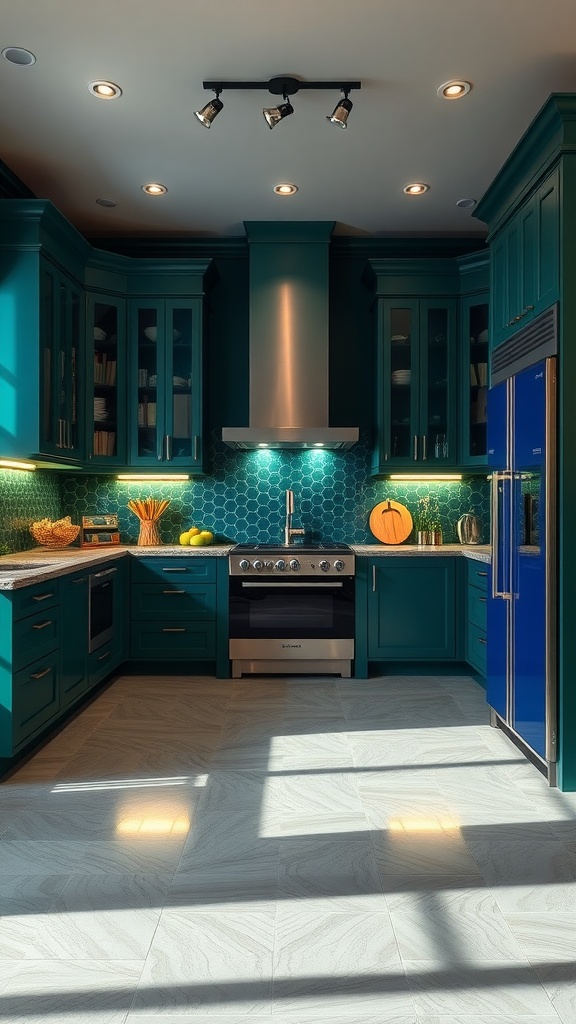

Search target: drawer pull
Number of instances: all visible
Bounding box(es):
[477,637,487,645]
[476,571,488,577]
[30,667,51,680]
[162,627,186,632]
[162,589,186,594]
[162,567,185,573]
[478,596,487,603]
[32,593,55,602]
[94,567,117,578]
[71,577,88,585]
[97,650,111,661]
[32,620,52,630]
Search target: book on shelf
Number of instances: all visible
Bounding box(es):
[93,430,116,456]
[137,399,156,428]
[94,352,117,385]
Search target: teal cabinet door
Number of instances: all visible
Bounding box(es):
[129,297,205,471]
[368,558,456,659]
[60,570,89,709]
[40,260,85,462]
[460,294,489,466]
[491,166,559,348]
[86,293,127,467]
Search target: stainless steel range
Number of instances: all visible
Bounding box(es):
[228,542,355,678]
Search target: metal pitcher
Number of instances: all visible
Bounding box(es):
[457,513,482,545]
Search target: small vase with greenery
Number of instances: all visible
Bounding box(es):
[414,495,443,546]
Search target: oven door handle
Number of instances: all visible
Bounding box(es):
[240,581,344,588]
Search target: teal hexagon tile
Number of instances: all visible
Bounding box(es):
[0,469,63,553]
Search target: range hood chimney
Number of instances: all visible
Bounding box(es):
[222,222,359,450]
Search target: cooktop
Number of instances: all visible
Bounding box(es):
[233,543,351,553]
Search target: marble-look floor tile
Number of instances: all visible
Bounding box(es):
[273,908,412,1015]
[504,911,576,962]
[259,771,369,839]
[132,909,275,1014]
[0,904,159,960]
[388,889,527,962]
[268,730,354,770]
[126,1016,418,1024]
[531,962,576,1024]
[197,770,270,815]
[416,1017,560,1024]
[57,873,171,912]
[0,873,70,915]
[372,830,486,893]
[469,840,576,911]
[278,836,386,910]
[0,839,185,875]
[404,959,556,1015]
[0,959,143,1022]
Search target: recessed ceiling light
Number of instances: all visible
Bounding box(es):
[88,80,122,99]
[437,80,471,100]
[1,46,36,66]
[403,183,430,196]
[456,198,477,209]
[273,183,298,196]
[96,198,117,208]
[141,183,168,196]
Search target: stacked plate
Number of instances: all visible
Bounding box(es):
[94,327,107,342]
[173,376,188,387]
[94,397,108,422]
[391,369,411,385]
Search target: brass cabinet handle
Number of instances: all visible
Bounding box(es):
[30,666,51,680]
[162,627,186,632]
[166,435,173,461]
[32,593,55,602]
[476,571,488,577]
[32,620,52,630]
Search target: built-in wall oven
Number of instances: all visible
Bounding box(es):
[88,566,117,653]
[229,544,355,677]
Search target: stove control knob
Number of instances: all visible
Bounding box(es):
[238,559,250,571]
[319,559,330,572]
[334,559,345,572]
[275,559,286,571]
[253,559,264,571]
[289,558,301,572]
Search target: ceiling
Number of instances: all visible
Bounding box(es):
[2,0,576,240]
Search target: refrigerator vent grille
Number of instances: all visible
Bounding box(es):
[491,304,558,385]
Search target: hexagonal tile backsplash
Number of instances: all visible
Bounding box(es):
[0,432,490,553]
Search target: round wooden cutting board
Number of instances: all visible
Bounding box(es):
[369,500,413,544]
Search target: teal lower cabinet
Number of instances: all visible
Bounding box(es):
[0,580,61,759]
[60,569,90,709]
[129,556,229,675]
[368,558,457,659]
[465,560,489,678]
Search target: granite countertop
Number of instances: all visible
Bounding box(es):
[350,543,492,563]
[0,541,491,589]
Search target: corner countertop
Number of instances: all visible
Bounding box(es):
[350,543,491,563]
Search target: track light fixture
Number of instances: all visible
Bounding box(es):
[194,89,223,128]
[326,90,353,129]
[195,76,361,130]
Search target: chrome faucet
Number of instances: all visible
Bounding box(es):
[284,489,305,546]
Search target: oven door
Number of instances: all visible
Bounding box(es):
[229,575,355,640]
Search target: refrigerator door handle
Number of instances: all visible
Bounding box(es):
[491,471,511,599]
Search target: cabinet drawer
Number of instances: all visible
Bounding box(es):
[467,586,488,631]
[12,651,60,750]
[466,620,487,676]
[13,607,59,672]
[130,621,216,660]
[130,583,216,620]
[88,642,123,689]
[11,580,59,620]
[466,559,489,592]
[130,557,217,584]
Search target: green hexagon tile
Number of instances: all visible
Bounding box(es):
[0,469,62,553]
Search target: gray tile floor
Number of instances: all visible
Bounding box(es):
[1,670,576,1022]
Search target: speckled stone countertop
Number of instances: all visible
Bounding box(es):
[0,545,235,590]
[351,543,491,563]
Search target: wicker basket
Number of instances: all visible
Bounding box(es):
[29,518,80,548]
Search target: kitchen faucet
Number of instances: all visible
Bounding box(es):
[284,489,305,546]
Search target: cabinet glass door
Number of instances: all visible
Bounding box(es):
[40,265,83,459]
[89,296,125,464]
[388,306,416,461]
[463,299,488,465]
[135,306,162,462]
[165,302,201,465]
[41,267,57,451]
[422,304,450,463]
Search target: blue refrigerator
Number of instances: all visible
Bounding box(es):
[487,356,557,784]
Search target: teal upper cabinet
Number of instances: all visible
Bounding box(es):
[40,260,85,462]
[369,260,458,473]
[127,261,209,472]
[0,201,89,466]
[86,293,127,467]
[489,166,560,348]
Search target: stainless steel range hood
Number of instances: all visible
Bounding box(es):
[222,222,359,450]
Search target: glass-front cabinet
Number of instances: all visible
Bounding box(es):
[461,296,489,466]
[40,260,84,462]
[86,294,126,466]
[130,298,203,470]
[373,297,457,471]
